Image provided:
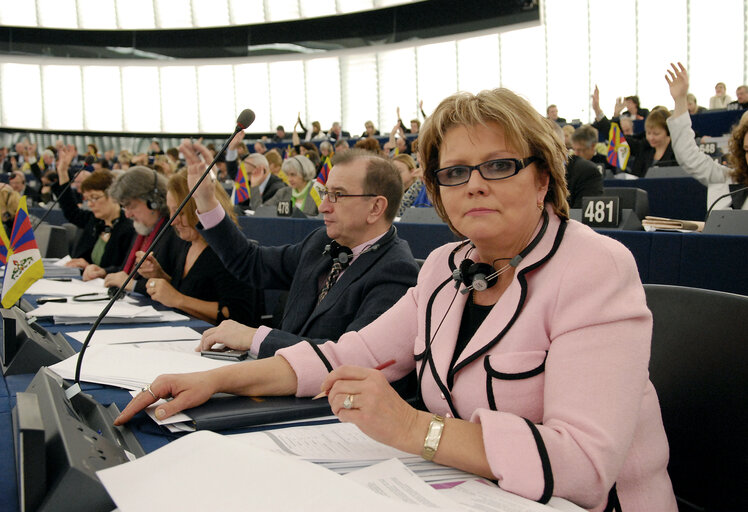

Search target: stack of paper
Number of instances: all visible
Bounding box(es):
[49,344,233,390]
[27,301,187,324]
[66,326,202,346]
[25,277,111,297]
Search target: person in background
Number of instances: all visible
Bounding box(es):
[0,186,41,235]
[570,124,615,175]
[557,124,604,207]
[666,62,748,210]
[9,171,41,203]
[273,125,287,142]
[139,171,263,325]
[116,87,676,512]
[264,150,288,184]
[546,104,566,124]
[628,109,676,177]
[245,153,286,208]
[727,85,748,110]
[334,139,349,153]
[686,93,707,115]
[103,166,183,294]
[328,122,351,142]
[54,145,134,280]
[392,153,424,216]
[250,155,320,217]
[709,82,731,110]
[361,120,380,138]
[253,141,268,154]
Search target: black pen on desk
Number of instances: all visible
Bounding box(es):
[51,278,72,282]
[312,359,396,400]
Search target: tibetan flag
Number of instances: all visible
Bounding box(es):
[316,155,332,185]
[607,122,630,171]
[233,161,251,205]
[309,182,323,208]
[1,197,44,308]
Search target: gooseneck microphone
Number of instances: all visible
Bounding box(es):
[68,109,255,393]
[705,184,748,220]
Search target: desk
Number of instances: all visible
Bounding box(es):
[604,177,707,221]
[633,109,742,137]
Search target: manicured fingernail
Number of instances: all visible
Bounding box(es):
[155,408,166,419]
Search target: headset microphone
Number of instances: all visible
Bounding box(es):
[69,109,255,393]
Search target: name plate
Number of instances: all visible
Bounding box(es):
[276,201,293,217]
[698,142,718,155]
[582,196,620,228]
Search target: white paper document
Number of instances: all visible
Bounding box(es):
[27,302,187,324]
[66,326,202,345]
[48,344,234,390]
[97,431,432,512]
[26,277,109,297]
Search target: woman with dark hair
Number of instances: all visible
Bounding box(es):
[667,62,748,210]
[139,171,263,325]
[628,109,677,177]
[117,87,675,511]
[54,145,134,281]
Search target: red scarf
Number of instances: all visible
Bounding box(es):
[122,216,167,274]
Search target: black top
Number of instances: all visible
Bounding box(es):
[450,292,493,377]
[629,140,677,178]
[169,244,264,326]
[132,222,187,296]
[53,182,135,272]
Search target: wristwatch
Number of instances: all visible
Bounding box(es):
[421,414,445,461]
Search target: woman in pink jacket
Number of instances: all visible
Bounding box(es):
[116,88,676,511]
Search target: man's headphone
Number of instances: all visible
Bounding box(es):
[451,209,549,294]
[323,241,354,269]
[146,168,162,210]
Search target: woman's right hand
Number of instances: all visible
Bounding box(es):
[114,370,220,425]
[135,251,169,280]
[197,320,257,352]
[179,139,220,213]
[64,257,89,269]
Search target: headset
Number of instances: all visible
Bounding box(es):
[145,168,162,210]
[321,226,396,270]
[451,209,549,294]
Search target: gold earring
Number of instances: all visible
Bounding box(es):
[537,201,544,211]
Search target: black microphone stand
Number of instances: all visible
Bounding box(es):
[705,185,748,220]
[70,110,254,391]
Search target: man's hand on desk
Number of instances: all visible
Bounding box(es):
[197,320,257,352]
[113,371,219,425]
[146,278,182,308]
[104,271,134,291]
[82,264,106,281]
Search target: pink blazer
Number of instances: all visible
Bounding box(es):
[279,210,676,512]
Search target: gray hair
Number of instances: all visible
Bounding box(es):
[281,155,316,182]
[245,153,269,171]
[319,141,333,153]
[109,165,168,217]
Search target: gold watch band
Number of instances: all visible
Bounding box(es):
[421,414,445,461]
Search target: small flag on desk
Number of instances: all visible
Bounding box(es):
[607,122,630,171]
[316,155,332,185]
[232,161,251,205]
[1,196,45,308]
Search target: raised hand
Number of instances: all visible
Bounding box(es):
[179,139,219,213]
[613,97,625,117]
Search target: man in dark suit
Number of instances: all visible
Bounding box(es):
[243,153,286,209]
[183,146,419,358]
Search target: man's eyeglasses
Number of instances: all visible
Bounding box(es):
[320,188,377,203]
[433,156,541,187]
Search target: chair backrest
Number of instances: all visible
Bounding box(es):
[33,223,69,258]
[61,222,81,254]
[644,284,748,512]
[602,187,650,220]
[399,207,444,224]
[645,165,690,178]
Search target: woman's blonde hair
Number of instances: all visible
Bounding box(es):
[418,88,569,236]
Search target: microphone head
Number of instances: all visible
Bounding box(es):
[236,109,256,129]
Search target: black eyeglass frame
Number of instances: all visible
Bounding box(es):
[432,156,542,187]
[320,189,378,203]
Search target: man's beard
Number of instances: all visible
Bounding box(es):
[133,221,154,236]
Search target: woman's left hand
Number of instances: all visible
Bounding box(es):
[103,271,128,288]
[146,278,181,308]
[322,365,420,451]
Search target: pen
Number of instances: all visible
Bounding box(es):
[51,278,72,282]
[312,359,396,400]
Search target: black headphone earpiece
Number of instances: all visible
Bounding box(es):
[453,259,497,292]
[146,169,161,210]
[323,241,354,269]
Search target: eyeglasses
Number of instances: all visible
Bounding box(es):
[433,156,541,187]
[83,194,106,204]
[320,188,377,203]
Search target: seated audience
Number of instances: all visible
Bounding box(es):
[361,120,380,138]
[328,122,351,142]
[264,149,288,184]
[245,153,287,208]
[250,155,320,216]
[174,144,419,359]
[273,125,287,142]
[102,166,183,294]
[628,109,676,177]
[354,137,382,154]
[709,82,731,110]
[54,145,134,280]
[621,95,649,120]
[0,186,40,234]
[9,170,41,203]
[139,171,263,325]
[117,88,677,512]
[570,124,615,175]
[666,62,748,210]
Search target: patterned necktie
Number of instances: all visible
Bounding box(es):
[318,261,343,303]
